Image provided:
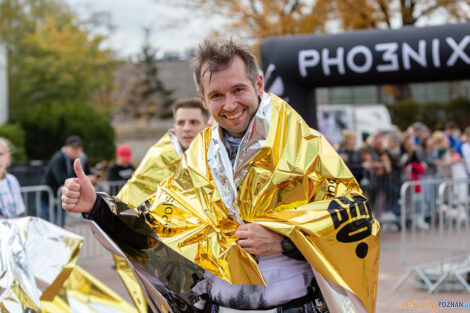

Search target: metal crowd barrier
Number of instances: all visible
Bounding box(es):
[96,180,127,196]
[62,180,126,260]
[20,185,55,221]
[20,180,126,260]
[27,177,469,274]
[360,172,401,229]
[393,177,470,292]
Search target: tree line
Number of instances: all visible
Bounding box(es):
[1,0,468,162]
[0,0,173,162]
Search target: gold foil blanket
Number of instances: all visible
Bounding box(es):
[93,93,380,313]
[0,217,138,313]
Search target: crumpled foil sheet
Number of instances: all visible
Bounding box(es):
[91,93,380,313]
[117,131,183,209]
[115,130,185,313]
[0,217,138,313]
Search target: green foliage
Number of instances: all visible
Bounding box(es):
[419,102,447,131]
[10,16,118,116]
[1,0,119,118]
[387,97,470,131]
[14,102,115,163]
[0,0,74,50]
[386,100,420,130]
[445,97,470,129]
[1,0,120,161]
[0,123,27,162]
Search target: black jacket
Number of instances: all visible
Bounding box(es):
[41,149,91,195]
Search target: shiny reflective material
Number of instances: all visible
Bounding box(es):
[118,131,182,208]
[0,217,138,313]
[207,93,272,224]
[112,255,148,313]
[87,218,205,313]
[96,94,380,313]
[116,130,184,313]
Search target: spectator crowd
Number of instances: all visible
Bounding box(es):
[336,121,470,231]
[2,119,469,232]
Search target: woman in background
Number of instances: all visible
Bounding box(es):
[0,137,26,218]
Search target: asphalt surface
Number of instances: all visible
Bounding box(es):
[77,227,470,313]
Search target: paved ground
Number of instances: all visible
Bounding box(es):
[77,228,470,313]
[377,232,468,313]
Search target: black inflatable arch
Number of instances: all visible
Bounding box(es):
[261,23,470,128]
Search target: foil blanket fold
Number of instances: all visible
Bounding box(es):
[0,217,138,313]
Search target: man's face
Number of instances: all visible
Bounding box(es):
[174,107,207,149]
[64,145,82,160]
[200,56,263,138]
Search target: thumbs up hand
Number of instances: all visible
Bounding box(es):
[61,159,96,214]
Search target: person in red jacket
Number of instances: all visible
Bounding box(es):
[401,133,428,230]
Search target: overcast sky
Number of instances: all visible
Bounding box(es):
[65,0,225,58]
[63,0,465,59]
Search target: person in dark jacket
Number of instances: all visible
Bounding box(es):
[107,145,135,182]
[337,130,363,182]
[40,135,96,226]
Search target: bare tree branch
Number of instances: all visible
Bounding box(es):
[377,0,391,27]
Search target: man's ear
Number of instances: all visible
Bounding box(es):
[197,89,208,109]
[256,74,264,98]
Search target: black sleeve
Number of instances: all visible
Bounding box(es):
[107,164,120,181]
[281,236,306,261]
[83,194,149,249]
[50,155,68,188]
[83,159,92,176]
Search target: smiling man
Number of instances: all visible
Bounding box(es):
[117,97,208,208]
[61,39,379,313]
[199,56,261,138]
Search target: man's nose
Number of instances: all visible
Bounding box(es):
[223,93,237,111]
[183,122,192,131]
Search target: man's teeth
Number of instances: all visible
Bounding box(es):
[226,111,243,120]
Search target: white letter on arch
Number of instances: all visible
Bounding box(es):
[446,36,470,66]
[375,42,399,72]
[298,49,320,77]
[346,45,373,73]
[402,40,427,70]
[322,47,345,76]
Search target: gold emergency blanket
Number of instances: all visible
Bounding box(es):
[142,93,380,313]
[118,131,182,208]
[0,217,138,313]
[115,130,183,313]
[93,93,379,313]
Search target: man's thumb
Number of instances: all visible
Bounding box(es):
[73,158,87,181]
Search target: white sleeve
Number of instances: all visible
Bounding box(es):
[463,144,470,175]
[9,174,26,216]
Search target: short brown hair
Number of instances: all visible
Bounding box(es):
[173,97,209,120]
[193,38,260,96]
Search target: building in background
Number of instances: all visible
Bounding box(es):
[157,60,198,100]
[317,81,470,105]
[155,57,470,107]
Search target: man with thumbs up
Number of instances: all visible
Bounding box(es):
[61,159,96,214]
[62,39,378,313]
[42,135,97,227]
